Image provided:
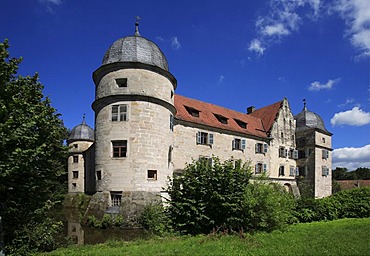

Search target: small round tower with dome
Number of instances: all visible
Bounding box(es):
[67,115,95,194]
[295,100,332,198]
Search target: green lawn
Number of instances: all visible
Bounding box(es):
[39,218,370,256]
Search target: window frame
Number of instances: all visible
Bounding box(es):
[232,138,246,151]
[147,170,158,180]
[111,104,128,122]
[112,140,128,158]
[196,131,213,145]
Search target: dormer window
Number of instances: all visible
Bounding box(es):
[185,106,200,118]
[234,119,247,129]
[214,114,228,124]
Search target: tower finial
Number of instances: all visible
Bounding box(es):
[82,113,86,124]
[303,99,307,110]
[135,16,141,36]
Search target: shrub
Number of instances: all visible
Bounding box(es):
[242,179,296,232]
[167,157,252,234]
[138,203,172,236]
[294,186,370,223]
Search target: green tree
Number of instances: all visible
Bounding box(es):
[0,40,68,246]
[167,157,252,234]
[332,167,348,180]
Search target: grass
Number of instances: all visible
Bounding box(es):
[38,218,370,256]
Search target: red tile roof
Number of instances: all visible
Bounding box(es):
[249,100,283,133]
[174,94,281,139]
[336,180,370,190]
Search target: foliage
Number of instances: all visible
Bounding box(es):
[333,167,370,180]
[242,178,295,232]
[6,201,65,255]
[294,186,370,222]
[86,214,124,228]
[138,203,173,236]
[39,218,370,256]
[167,157,252,234]
[0,40,69,246]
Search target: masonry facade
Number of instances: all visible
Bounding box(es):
[67,26,332,218]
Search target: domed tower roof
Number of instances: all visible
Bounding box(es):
[68,116,95,144]
[102,21,168,71]
[294,102,331,134]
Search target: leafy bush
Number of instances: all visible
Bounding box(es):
[86,214,125,229]
[294,186,370,223]
[138,203,172,236]
[242,179,295,232]
[167,157,252,234]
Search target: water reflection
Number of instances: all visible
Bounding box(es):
[64,209,146,245]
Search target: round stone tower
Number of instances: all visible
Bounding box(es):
[92,22,177,216]
[67,116,95,194]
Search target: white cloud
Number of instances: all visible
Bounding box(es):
[333,144,370,170]
[333,0,370,57]
[248,39,265,55]
[155,36,164,42]
[338,98,355,107]
[38,0,63,13]
[262,23,290,36]
[171,37,181,50]
[331,106,370,126]
[308,78,341,91]
[218,75,225,83]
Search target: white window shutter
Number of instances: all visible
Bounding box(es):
[255,164,258,173]
[284,149,288,158]
[295,167,299,176]
[263,163,267,172]
[263,143,268,153]
[232,139,236,150]
[208,133,214,145]
[293,150,298,159]
[196,132,201,144]
[241,139,246,150]
[255,143,258,153]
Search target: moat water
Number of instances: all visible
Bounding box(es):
[63,209,147,245]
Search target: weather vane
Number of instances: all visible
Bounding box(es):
[135,16,141,36]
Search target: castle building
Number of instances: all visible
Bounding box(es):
[67,24,332,218]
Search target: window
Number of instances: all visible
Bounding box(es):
[279,147,287,158]
[322,137,326,143]
[322,149,329,159]
[281,132,284,143]
[147,170,157,180]
[279,166,285,176]
[72,183,76,189]
[73,155,79,163]
[196,132,213,145]
[322,166,329,176]
[110,191,122,206]
[234,119,247,129]
[199,156,213,167]
[96,170,102,180]
[73,144,78,148]
[112,104,128,122]
[255,163,267,174]
[115,78,127,87]
[232,138,246,150]
[112,140,127,157]
[185,106,200,117]
[289,166,295,177]
[170,114,174,131]
[72,171,79,179]
[255,143,268,154]
[214,114,228,124]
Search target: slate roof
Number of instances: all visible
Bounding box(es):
[174,95,282,139]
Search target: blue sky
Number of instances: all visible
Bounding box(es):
[1,0,369,170]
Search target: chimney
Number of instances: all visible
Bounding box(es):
[247,106,255,114]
